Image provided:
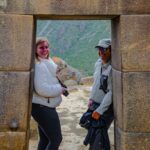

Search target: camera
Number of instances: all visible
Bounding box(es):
[57,78,69,97]
[63,90,69,97]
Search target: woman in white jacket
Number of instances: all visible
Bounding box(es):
[32,37,67,150]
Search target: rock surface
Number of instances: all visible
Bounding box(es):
[52,56,83,85]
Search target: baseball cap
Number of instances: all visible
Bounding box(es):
[95,39,111,49]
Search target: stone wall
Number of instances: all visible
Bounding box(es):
[112,15,150,150]
[0,0,150,149]
[0,13,34,149]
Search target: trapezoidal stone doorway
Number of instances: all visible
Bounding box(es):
[29,19,113,150]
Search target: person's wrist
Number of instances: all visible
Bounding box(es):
[92,111,101,120]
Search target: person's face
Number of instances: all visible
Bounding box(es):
[36,41,50,59]
[98,47,111,64]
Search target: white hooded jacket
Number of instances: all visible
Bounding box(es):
[32,58,62,108]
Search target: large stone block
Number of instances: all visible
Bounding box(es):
[0,132,26,150]
[0,72,30,131]
[123,72,150,132]
[4,0,118,15]
[112,15,150,71]
[113,71,150,132]
[118,0,150,14]
[116,127,150,150]
[0,14,33,71]
[119,0,150,14]
[4,0,29,14]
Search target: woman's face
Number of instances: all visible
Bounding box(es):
[36,41,50,59]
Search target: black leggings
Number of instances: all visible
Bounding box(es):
[32,103,62,150]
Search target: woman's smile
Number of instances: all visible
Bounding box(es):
[37,41,50,59]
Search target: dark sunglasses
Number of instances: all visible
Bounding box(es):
[39,46,49,50]
[98,47,109,52]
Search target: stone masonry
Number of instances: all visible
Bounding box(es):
[0,0,150,149]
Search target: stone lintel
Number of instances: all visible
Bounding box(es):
[4,0,150,15]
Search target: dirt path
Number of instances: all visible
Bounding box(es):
[29,85,114,150]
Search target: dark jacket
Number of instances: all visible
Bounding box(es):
[79,102,113,150]
[83,118,110,150]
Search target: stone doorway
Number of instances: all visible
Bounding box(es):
[29,19,114,150]
[0,1,149,149]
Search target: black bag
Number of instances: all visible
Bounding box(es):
[79,109,93,130]
[99,74,108,93]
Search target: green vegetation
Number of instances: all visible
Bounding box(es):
[37,20,111,76]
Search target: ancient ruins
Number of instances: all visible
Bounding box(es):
[0,0,150,149]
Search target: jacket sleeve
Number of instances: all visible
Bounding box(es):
[34,64,62,98]
[95,72,112,115]
[89,60,101,100]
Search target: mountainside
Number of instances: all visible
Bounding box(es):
[37,20,111,76]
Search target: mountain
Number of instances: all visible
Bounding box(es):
[36,20,111,76]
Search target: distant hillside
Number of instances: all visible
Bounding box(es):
[37,20,111,76]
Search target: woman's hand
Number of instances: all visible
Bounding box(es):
[61,87,69,96]
[62,87,67,94]
[88,99,93,107]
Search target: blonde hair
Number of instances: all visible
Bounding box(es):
[36,37,49,47]
[35,37,50,60]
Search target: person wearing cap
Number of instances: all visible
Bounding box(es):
[32,37,68,150]
[88,39,114,149]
